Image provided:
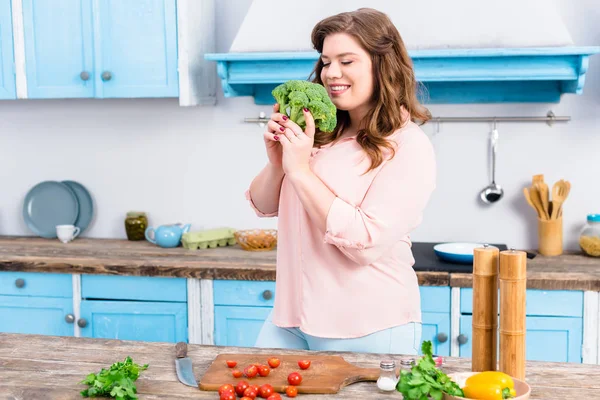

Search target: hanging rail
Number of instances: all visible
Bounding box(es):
[244,111,570,128]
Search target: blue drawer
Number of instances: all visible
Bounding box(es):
[420,286,450,313]
[81,275,186,302]
[0,272,72,298]
[214,280,276,307]
[460,288,583,317]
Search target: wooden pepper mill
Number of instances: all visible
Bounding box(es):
[499,249,527,380]
[471,245,499,372]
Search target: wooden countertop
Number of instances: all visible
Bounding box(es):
[1,332,599,399]
[1,236,600,290]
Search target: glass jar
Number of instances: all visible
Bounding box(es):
[125,212,148,241]
[580,214,600,257]
[377,360,398,392]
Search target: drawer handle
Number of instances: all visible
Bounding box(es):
[77,318,88,328]
[65,314,75,323]
[15,278,25,288]
[436,332,448,343]
[457,334,469,345]
[262,290,273,300]
[101,71,112,81]
[80,71,90,81]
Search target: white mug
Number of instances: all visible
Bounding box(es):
[56,225,80,243]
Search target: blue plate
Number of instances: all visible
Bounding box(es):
[433,242,487,264]
[23,181,79,238]
[62,180,94,234]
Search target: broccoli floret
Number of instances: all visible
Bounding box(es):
[271,80,337,133]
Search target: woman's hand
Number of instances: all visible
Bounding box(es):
[278,108,316,178]
[264,104,285,168]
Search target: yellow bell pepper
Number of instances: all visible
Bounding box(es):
[462,371,517,399]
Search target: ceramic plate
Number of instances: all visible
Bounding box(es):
[62,180,94,234]
[443,372,531,400]
[433,242,488,264]
[23,181,79,238]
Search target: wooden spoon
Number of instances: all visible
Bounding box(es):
[534,182,550,220]
[523,187,542,219]
[551,180,569,220]
[529,185,548,220]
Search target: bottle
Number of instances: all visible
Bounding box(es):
[579,214,600,257]
[377,360,398,392]
[124,212,148,241]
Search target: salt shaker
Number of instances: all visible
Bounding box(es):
[377,360,398,392]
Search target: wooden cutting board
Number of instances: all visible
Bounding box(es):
[199,353,382,394]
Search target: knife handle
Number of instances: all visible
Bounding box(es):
[176,342,188,358]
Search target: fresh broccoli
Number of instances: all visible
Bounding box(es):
[271,80,337,133]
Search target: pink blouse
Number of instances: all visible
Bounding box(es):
[246,121,436,338]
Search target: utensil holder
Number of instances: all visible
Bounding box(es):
[538,217,563,256]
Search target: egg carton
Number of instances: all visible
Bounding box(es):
[181,228,237,250]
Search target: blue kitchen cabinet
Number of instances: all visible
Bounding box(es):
[92,0,179,98]
[0,0,16,99]
[79,275,188,343]
[420,286,451,356]
[459,288,584,363]
[22,0,178,99]
[79,300,187,343]
[213,280,275,347]
[22,0,95,98]
[0,272,74,336]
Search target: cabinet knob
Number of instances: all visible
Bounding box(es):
[457,334,469,345]
[15,278,25,288]
[436,332,448,343]
[262,290,273,300]
[77,318,88,328]
[80,71,90,81]
[65,314,75,323]
[101,71,112,81]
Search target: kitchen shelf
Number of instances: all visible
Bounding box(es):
[205,46,600,104]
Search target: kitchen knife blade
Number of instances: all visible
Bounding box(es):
[175,342,198,387]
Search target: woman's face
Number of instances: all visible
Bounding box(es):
[320,33,374,113]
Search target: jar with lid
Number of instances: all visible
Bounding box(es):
[377,360,398,392]
[125,212,148,241]
[579,214,600,257]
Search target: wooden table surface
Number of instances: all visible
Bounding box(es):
[1,333,599,399]
[1,236,600,290]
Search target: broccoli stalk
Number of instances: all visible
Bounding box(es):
[271,80,337,133]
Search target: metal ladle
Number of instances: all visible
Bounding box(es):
[480,121,504,203]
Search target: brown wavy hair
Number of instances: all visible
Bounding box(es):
[310,8,430,172]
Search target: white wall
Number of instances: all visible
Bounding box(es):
[1,0,598,251]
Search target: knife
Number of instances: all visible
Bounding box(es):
[175,342,198,387]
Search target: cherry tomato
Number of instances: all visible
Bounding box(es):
[218,384,234,396]
[267,357,281,368]
[243,387,258,399]
[285,386,298,397]
[221,393,236,400]
[226,360,237,368]
[297,360,311,370]
[267,394,282,400]
[249,384,260,392]
[232,369,243,378]
[236,380,250,397]
[241,397,254,400]
[287,372,302,386]
[258,384,274,398]
[244,365,258,378]
[258,365,271,377]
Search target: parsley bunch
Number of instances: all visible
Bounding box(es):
[80,356,149,400]
[396,341,464,400]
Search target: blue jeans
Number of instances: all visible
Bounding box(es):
[254,310,422,355]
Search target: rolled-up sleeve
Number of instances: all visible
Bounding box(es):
[323,131,436,265]
[245,189,278,217]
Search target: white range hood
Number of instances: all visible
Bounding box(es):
[205,0,600,104]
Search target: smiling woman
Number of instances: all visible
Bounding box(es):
[245,8,436,355]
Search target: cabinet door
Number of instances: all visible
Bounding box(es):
[0,0,16,99]
[421,311,450,356]
[79,300,187,343]
[0,295,74,336]
[214,305,272,347]
[92,0,178,98]
[22,0,94,98]
[459,315,583,363]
